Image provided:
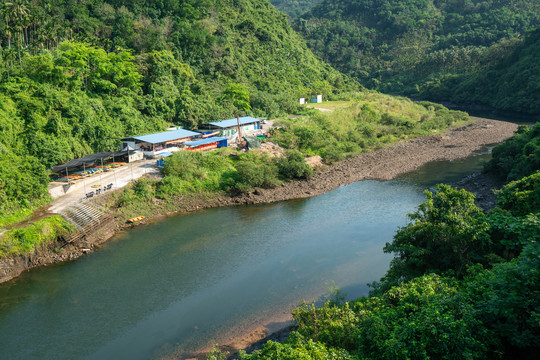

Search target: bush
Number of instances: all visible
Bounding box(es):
[354,275,490,360]
[380,184,491,289]
[239,332,355,360]
[233,154,280,191]
[495,171,540,216]
[277,150,314,180]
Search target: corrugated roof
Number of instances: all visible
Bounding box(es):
[184,137,227,147]
[122,129,199,144]
[207,116,260,129]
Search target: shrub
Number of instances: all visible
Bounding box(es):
[277,150,314,180]
[233,155,280,191]
[495,171,540,216]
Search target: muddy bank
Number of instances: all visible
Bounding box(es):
[0,118,517,286]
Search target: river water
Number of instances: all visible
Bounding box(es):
[0,151,491,360]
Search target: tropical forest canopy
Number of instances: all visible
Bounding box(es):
[269,0,322,18]
[292,0,540,114]
[0,0,354,218]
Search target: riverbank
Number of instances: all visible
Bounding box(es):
[164,117,518,360]
[0,117,517,285]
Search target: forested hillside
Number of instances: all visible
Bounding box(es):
[294,0,540,114]
[0,0,353,220]
[425,28,540,114]
[269,0,321,18]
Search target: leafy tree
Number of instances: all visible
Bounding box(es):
[381,184,491,288]
[486,123,540,181]
[220,82,252,134]
[462,244,540,358]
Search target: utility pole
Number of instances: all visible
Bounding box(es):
[83,163,86,196]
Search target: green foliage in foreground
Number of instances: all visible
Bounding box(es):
[0,216,74,258]
[495,171,540,216]
[273,94,469,162]
[383,185,491,284]
[486,122,540,182]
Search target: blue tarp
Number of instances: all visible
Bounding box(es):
[159,152,174,157]
[184,137,227,147]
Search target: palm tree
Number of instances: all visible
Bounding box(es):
[2,46,16,73]
[1,0,30,65]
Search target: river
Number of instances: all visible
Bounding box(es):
[0,150,491,360]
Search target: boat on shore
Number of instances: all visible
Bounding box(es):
[128,216,145,223]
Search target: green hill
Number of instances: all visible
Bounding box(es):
[0,0,354,221]
[293,0,540,114]
[424,28,540,115]
[269,0,322,18]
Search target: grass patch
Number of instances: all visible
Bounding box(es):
[306,101,354,111]
[0,198,52,228]
[0,216,75,258]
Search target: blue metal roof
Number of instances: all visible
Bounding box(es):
[184,137,227,147]
[122,129,199,144]
[207,116,260,129]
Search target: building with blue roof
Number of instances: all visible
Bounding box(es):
[121,129,200,157]
[201,116,263,136]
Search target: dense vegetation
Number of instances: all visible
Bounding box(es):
[0,0,354,224]
[423,29,540,114]
[236,129,540,359]
[269,0,322,18]
[292,0,540,114]
[486,122,540,182]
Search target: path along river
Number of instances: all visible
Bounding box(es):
[0,150,492,360]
